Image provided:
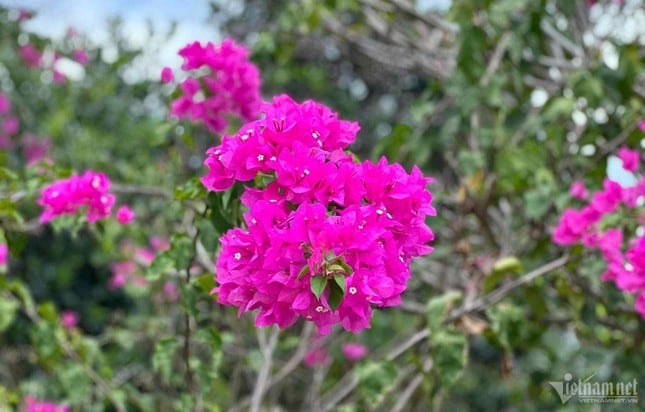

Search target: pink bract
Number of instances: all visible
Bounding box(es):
[61,310,79,329]
[72,49,89,66]
[0,243,7,265]
[617,146,640,172]
[341,342,368,361]
[116,205,136,225]
[24,396,70,412]
[161,67,174,83]
[569,180,588,200]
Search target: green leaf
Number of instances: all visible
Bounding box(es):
[147,234,194,280]
[152,337,179,384]
[487,303,525,350]
[431,330,468,388]
[146,251,173,281]
[0,167,17,180]
[180,283,199,318]
[484,256,524,293]
[332,273,346,294]
[492,256,523,274]
[297,265,310,280]
[337,260,353,275]
[195,217,218,251]
[195,273,216,294]
[355,360,398,406]
[310,276,327,300]
[196,327,222,350]
[169,233,194,270]
[328,274,346,312]
[8,281,35,315]
[37,302,58,323]
[327,263,345,274]
[0,297,19,332]
[426,290,462,332]
[174,177,208,201]
[427,291,468,388]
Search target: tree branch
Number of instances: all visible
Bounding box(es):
[250,326,280,412]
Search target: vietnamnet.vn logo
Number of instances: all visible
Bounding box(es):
[548,372,639,404]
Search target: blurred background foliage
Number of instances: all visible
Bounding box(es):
[0,0,644,410]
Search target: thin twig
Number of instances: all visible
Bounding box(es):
[480,32,511,87]
[540,20,583,57]
[250,326,280,412]
[594,121,639,160]
[391,358,433,412]
[229,323,317,412]
[111,183,171,198]
[446,254,569,322]
[319,328,430,411]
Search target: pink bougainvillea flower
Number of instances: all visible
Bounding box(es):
[569,180,588,200]
[19,43,42,68]
[3,116,19,136]
[23,396,70,412]
[22,134,52,166]
[206,95,435,334]
[163,281,179,302]
[553,147,645,319]
[136,248,156,266]
[38,170,116,223]
[617,146,640,172]
[635,293,645,318]
[161,67,174,83]
[0,93,10,115]
[304,347,331,366]
[72,49,89,66]
[108,261,137,289]
[150,236,170,252]
[52,70,66,84]
[18,9,33,21]
[341,342,368,361]
[0,243,7,265]
[169,39,262,132]
[108,272,127,289]
[60,310,79,329]
[639,120,645,132]
[116,205,136,225]
[0,136,10,149]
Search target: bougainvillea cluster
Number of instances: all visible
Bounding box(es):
[116,205,136,225]
[23,396,70,412]
[38,170,116,223]
[0,243,7,265]
[553,146,645,317]
[22,133,52,166]
[166,39,262,133]
[202,94,435,334]
[0,92,20,149]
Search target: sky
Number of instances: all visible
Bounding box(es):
[0,0,222,78]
